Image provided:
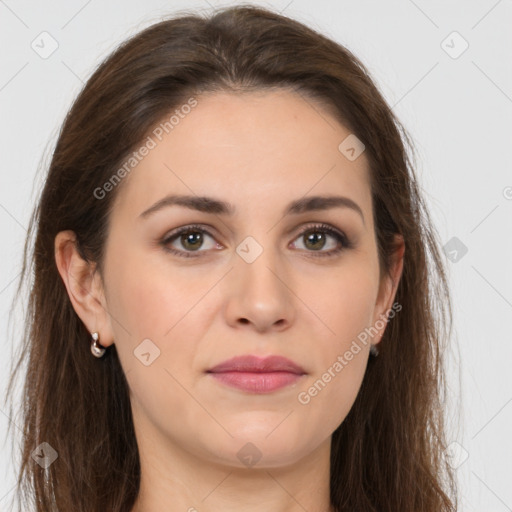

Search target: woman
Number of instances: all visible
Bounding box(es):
[4,4,458,511]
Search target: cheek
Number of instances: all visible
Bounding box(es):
[105,256,204,432]
[103,249,211,404]
[296,347,368,442]
[293,262,377,427]
[304,260,379,348]
[105,245,205,340]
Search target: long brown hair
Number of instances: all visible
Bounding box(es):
[3,4,458,511]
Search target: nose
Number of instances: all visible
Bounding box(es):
[223,244,296,333]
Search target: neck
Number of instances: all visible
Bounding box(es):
[129,415,334,512]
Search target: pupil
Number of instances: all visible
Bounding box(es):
[305,232,325,250]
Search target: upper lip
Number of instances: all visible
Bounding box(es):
[207,355,306,375]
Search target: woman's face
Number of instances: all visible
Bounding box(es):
[97,89,401,468]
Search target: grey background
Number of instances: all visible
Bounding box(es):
[1,0,511,510]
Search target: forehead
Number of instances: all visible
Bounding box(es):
[112,89,372,220]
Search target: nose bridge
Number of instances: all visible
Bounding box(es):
[235,234,287,297]
[225,233,295,330]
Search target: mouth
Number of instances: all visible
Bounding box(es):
[206,355,306,394]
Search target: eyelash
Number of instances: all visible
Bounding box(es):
[160,222,353,259]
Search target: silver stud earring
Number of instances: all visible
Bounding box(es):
[370,344,379,357]
[90,331,106,358]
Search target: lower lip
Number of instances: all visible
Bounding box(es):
[208,371,304,393]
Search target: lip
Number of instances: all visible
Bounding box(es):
[206,355,306,393]
[207,355,306,374]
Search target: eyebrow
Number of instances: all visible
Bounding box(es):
[138,194,365,224]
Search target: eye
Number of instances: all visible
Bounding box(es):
[290,223,352,258]
[160,222,353,259]
[160,224,220,258]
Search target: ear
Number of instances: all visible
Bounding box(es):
[54,230,114,347]
[371,234,405,346]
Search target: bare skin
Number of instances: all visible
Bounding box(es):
[55,88,404,512]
